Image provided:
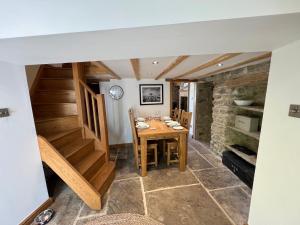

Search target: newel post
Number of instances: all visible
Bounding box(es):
[72,63,86,128]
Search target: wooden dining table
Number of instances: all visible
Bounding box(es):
[137,120,189,176]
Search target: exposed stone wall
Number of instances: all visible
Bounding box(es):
[194,83,213,143]
[206,61,270,155]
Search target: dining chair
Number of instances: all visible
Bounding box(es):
[172,108,182,122]
[166,110,192,166]
[128,108,158,169]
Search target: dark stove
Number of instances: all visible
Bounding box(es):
[222,145,256,188]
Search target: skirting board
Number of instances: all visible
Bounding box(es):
[110,143,133,150]
[20,198,53,225]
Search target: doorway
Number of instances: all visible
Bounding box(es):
[170,82,190,114]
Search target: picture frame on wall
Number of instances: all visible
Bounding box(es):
[139,84,164,105]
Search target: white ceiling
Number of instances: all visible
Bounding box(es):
[94,52,270,80]
[1,1,300,39]
[0,13,299,65]
[139,57,177,79]
[101,59,134,78]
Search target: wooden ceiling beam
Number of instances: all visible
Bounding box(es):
[155,55,189,80]
[173,53,241,79]
[91,61,122,80]
[165,78,198,83]
[130,58,140,80]
[198,52,272,79]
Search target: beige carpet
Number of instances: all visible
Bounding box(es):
[85,213,164,225]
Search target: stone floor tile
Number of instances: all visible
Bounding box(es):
[107,178,144,215]
[146,185,232,225]
[241,185,252,196]
[115,156,139,180]
[188,144,196,153]
[194,167,243,190]
[211,187,251,225]
[142,167,198,192]
[47,186,82,225]
[188,151,214,170]
[79,193,108,217]
[201,153,224,168]
[188,141,211,154]
[75,216,102,225]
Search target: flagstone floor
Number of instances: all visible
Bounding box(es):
[43,138,252,225]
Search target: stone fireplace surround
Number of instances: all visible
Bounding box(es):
[195,61,270,155]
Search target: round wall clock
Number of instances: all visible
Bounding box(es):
[109,85,124,100]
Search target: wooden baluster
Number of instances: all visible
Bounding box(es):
[97,94,109,162]
[84,89,92,129]
[92,96,99,137]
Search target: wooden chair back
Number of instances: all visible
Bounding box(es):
[180,111,192,130]
[128,108,138,145]
[178,109,182,122]
[128,108,139,168]
[173,108,182,122]
[172,108,178,120]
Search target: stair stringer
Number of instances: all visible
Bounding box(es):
[38,136,102,210]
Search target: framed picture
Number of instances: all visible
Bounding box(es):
[139,84,164,105]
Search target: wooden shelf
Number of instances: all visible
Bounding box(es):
[227,126,260,140]
[235,105,264,113]
[225,145,257,166]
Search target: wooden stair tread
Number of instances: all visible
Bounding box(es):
[90,161,115,191]
[63,139,94,158]
[37,89,75,92]
[35,115,78,123]
[33,91,76,104]
[40,77,73,80]
[75,151,105,175]
[44,128,81,142]
[44,66,72,70]
[35,89,75,94]
[33,102,76,106]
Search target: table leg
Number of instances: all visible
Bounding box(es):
[179,133,187,171]
[140,137,147,177]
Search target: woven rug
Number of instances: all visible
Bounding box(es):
[85,213,164,225]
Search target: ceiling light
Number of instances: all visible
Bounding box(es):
[152,60,159,65]
[217,63,223,67]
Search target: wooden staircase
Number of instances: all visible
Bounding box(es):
[31,65,115,210]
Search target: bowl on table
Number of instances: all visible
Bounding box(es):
[136,117,145,122]
[166,121,180,127]
[162,116,172,121]
[234,100,254,106]
[136,122,149,129]
[173,125,184,130]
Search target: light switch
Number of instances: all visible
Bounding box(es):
[0,108,9,118]
[289,104,300,118]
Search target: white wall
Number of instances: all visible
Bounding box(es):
[0,62,48,225]
[100,79,170,145]
[188,83,196,136]
[248,40,300,225]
